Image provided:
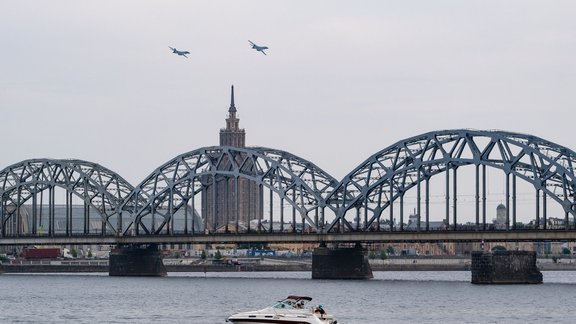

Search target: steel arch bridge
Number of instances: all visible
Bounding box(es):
[0,159,134,238]
[326,129,576,233]
[1,129,576,245]
[119,146,341,236]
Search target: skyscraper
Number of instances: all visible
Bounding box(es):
[219,85,245,147]
[202,86,263,232]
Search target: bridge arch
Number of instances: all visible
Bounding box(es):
[328,129,576,232]
[121,146,339,235]
[0,159,134,236]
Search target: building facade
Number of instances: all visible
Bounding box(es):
[202,86,263,231]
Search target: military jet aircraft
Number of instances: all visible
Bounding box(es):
[248,40,268,55]
[169,47,190,58]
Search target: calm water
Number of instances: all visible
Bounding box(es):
[1,271,576,323]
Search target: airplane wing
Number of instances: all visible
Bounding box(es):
[248,40,255,46]
[182,54,188,58]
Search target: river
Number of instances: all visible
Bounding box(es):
[1,271,575,323]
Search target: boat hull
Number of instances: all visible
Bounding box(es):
[227,320,313,324]
[227,315,335,324]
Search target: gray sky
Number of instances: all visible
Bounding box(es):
[1,0,575,190]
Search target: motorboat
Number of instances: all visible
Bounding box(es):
[226,295,338,324]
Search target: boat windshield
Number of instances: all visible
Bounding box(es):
[271,296,312,309]
[271,301,295,309]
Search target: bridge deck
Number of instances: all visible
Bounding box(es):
[2,230,576,245]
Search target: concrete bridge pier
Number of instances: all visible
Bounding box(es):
[312,242,373,279]
[109,244,166,277]
[471,250,542,284]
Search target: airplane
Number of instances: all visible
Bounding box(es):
[169,47,190,58]
[248,40,268,55]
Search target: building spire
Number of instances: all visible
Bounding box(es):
[229,85,237,113]
[221,85,245,147]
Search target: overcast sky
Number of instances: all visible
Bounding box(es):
[1,1,575,188]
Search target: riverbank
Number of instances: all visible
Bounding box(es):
[2,257,576,273]
[372,257,576,271]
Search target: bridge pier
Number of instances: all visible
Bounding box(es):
[109,244,166,277]
[312,243,373,279]
[471,250,542,284]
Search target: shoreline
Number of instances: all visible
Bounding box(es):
[2,257,576,273]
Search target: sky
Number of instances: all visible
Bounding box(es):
[1,0,575,193]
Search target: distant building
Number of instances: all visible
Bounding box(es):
[219,85,246,147]
[2,204,202,236]
[202,86,263,230]
[405,213,447,231]
[493,203,507,229]
[546,217,566,230]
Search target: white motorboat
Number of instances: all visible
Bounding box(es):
[226,295,338,324]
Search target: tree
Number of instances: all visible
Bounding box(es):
[214,250,223,260]
[379,250,388,260]
[368,251,376,259]
[386,246,395,256]
[562,247,571,255]
[200,250,207,260]
[70,248,78,258]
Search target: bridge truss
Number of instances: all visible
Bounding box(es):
[326,129,576,233]
[1,130,576,243]
[120,146,340,236]
[0,159,134,238]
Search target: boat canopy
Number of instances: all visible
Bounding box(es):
[286,296,312,301]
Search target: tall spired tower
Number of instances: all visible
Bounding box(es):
[219,85,245,147]
[202,86,263,232]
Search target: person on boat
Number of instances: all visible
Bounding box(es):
[315,305,326,316]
